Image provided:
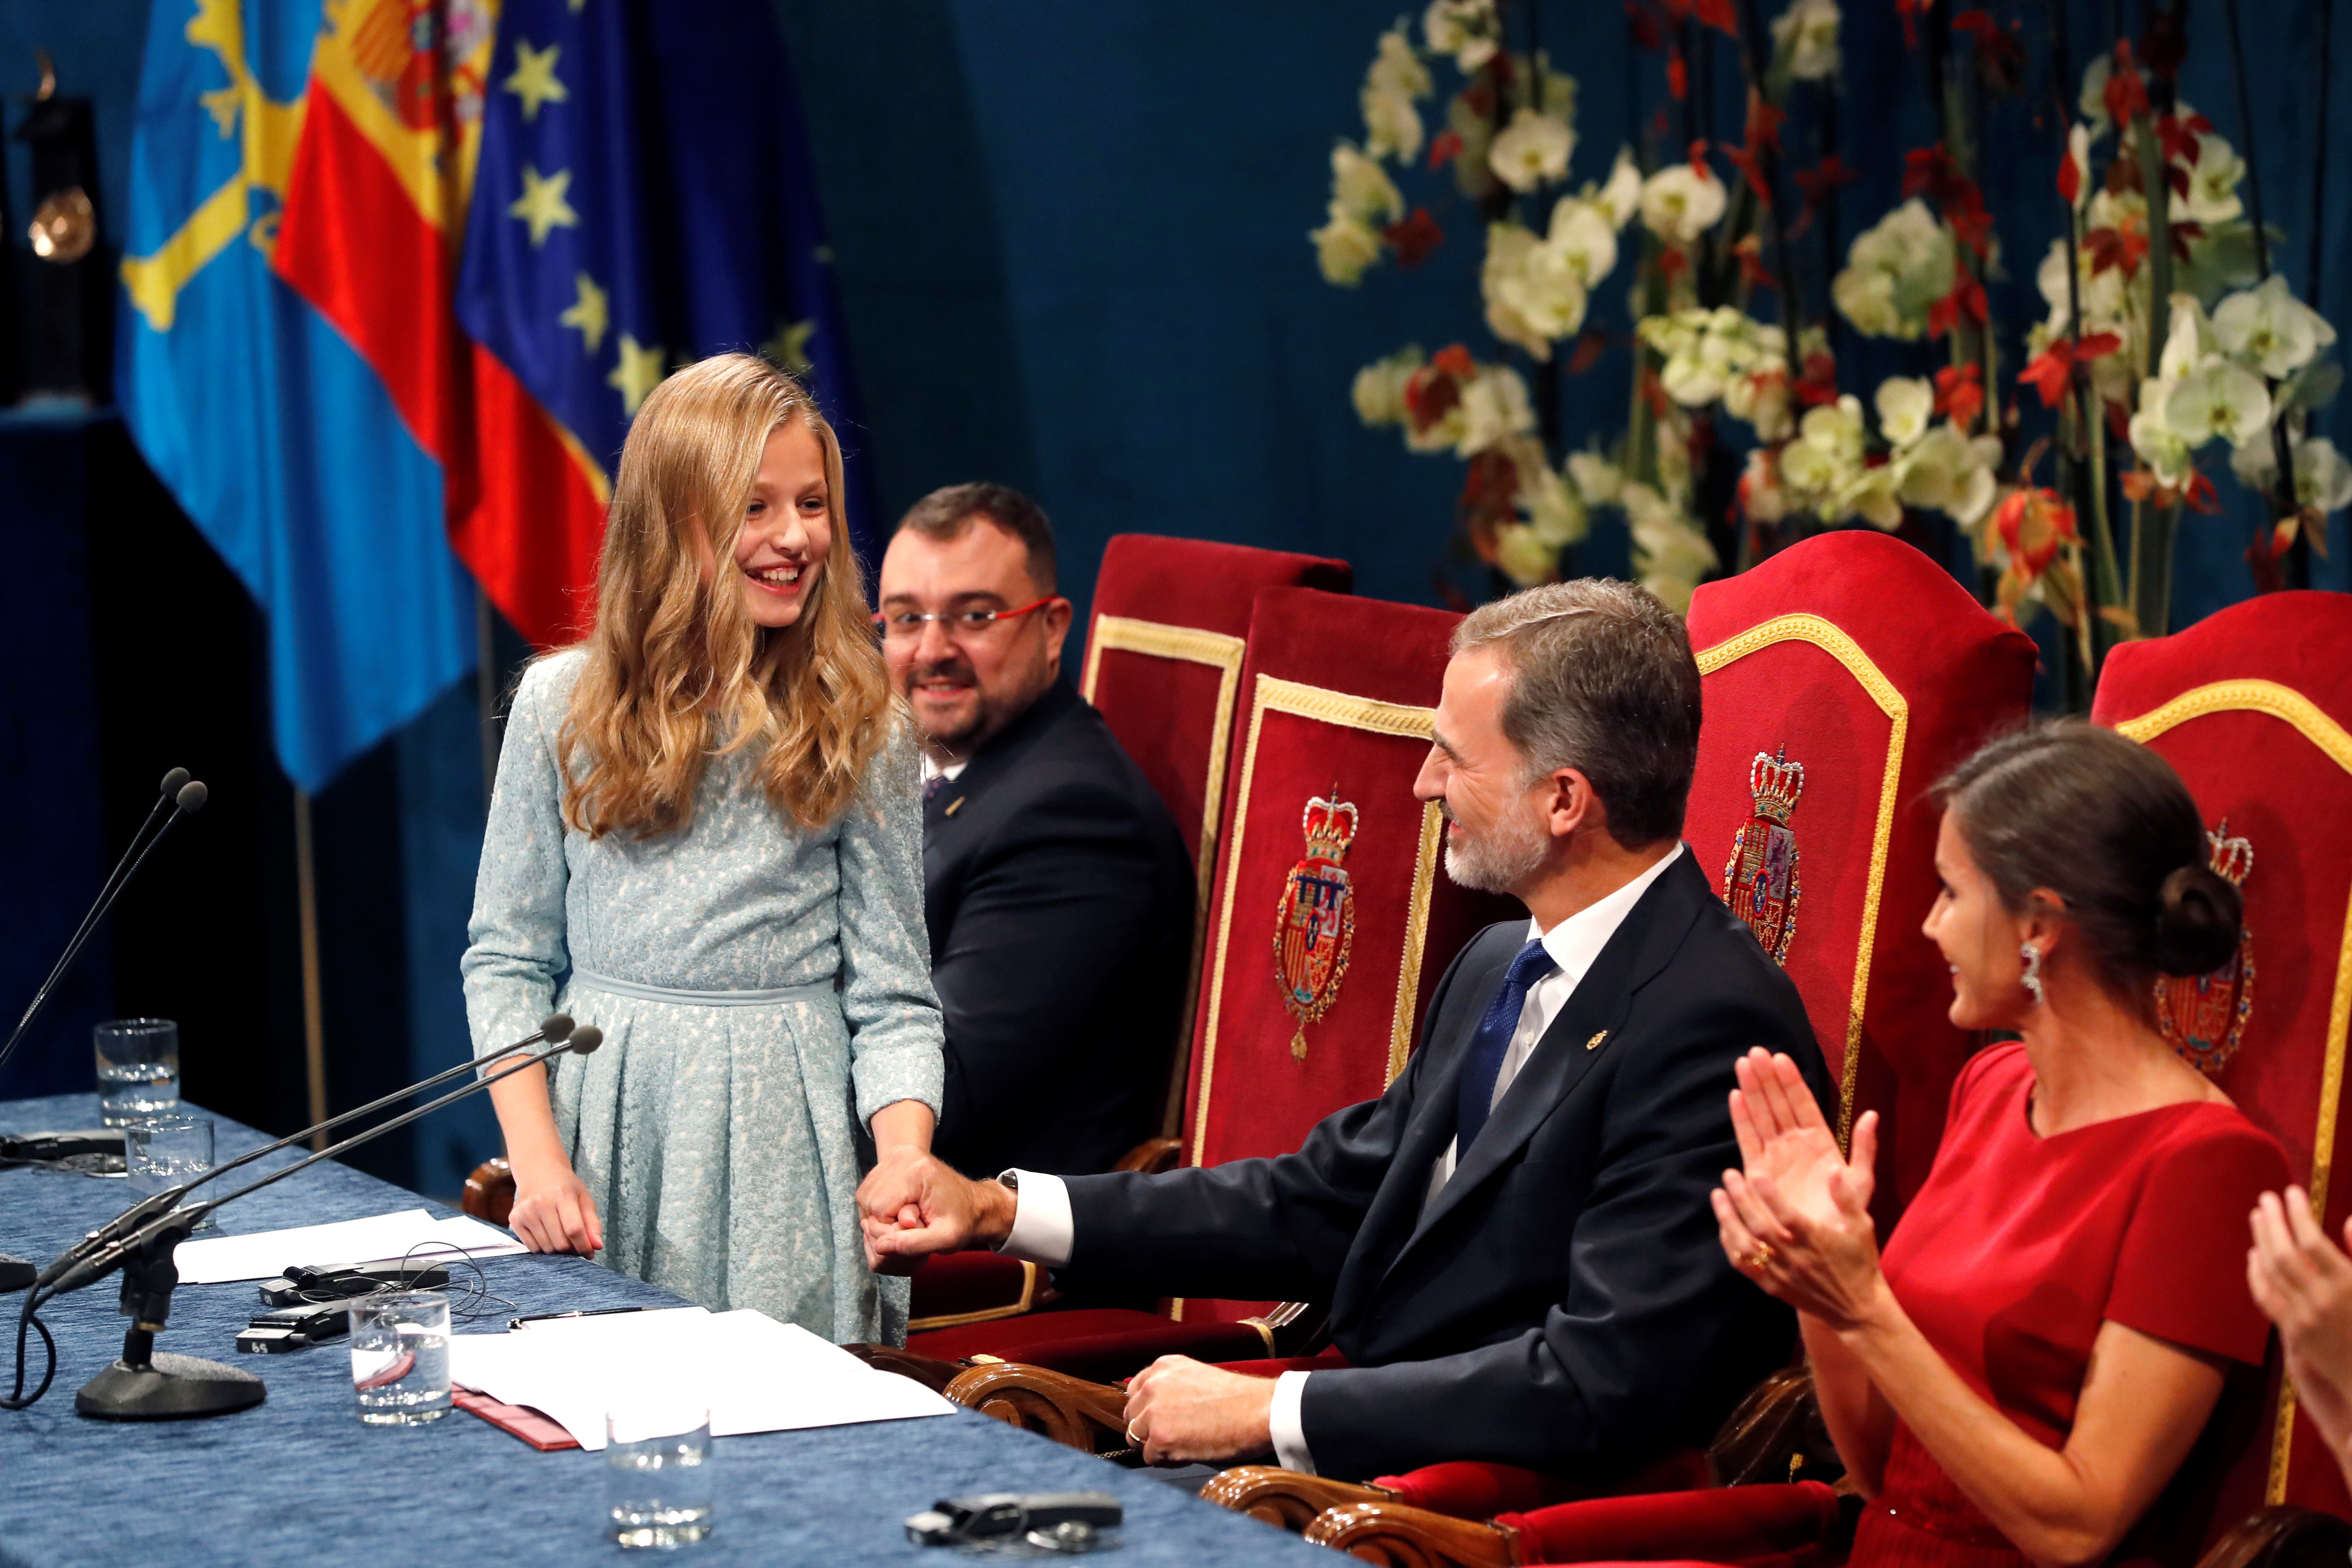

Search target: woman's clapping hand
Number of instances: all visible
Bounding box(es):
[2250,1187,2352,1478]
[1710,1047,1887,1331]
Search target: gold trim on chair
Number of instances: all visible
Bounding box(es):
[2112,679,2352,1507]
[905,1261,1046,1333]
[1694,614,1909,1150]
[1189,675,1443,1169]
[1081,614,1250,1137]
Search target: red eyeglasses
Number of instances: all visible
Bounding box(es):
[874,596,1061,641]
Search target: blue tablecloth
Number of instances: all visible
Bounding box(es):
[0,1095,1327,1567]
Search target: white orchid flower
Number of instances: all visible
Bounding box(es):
[1351,348,1423,427]
[1363,86,1424,165]
[2214,275,2337,380]
[2177,132,2245,226]
[1898,425,2001,524]
[1488,107,1575,194]
[1422,0,1500,72]
[1639,162,1728,245]
[1800,394,1868,465]
[1588,147,1645,230]
[1330,144,1406,225]
[1741,449,1790,524]
[1482,224,1580,358]
[1834,199,1957,341]
[1455,366,1538,456]
[1568,451,1623,505]
[1368,29,1432,99]
[2159,293,2217,383]
[1312,207,1384,286]
[1547,198,1619,286]
[1874,376,1936,449]
[1509,441,1589,548]
[1724,370,1795,442]
[2130,380,2199,488]
[2233,434,2352,512]
[1836,460,1908,530]
[2164,359,2274,447]
[2079,55,2113,138]
[1771,0,1842,81]
[1494,522,1560,588]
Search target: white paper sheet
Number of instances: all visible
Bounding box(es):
[173,1208,527,1284]
[447,1306,953,1449]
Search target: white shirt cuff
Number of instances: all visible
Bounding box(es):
[1269,1371,1316,1475]
[995,1170,1073,1266]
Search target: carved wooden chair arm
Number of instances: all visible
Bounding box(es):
[840,1343,969,1395]
[2195,1504,2352,1568]
[1197,1465,1394,1531]
[462,1156,515,1226]
[1114,1137,1183,1175]
[1302,1501,1522,1568]
[943,1362,1136,1458]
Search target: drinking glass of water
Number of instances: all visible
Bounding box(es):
[349,1291,451,1425]
[123,1114,214,1232]
[606,1404,714,1548]
[95,1018,180,1126]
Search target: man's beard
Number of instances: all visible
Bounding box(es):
[1442,801,1550,894]
[903,653,990,754]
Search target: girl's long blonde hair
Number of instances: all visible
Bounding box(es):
[556,353,894,840]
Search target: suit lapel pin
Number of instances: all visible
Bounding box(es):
[944,797,965,817]
[1585,1030,1608,1051]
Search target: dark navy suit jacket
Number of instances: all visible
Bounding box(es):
[925,680,1194,1178]
[1059,849,1828,1481]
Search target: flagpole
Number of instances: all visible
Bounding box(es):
[476,587,499,808]
[292,789,329,1151]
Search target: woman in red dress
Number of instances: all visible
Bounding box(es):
[1712,723,2290,1567]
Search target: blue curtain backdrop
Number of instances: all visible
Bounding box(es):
[6,0,2351,1184]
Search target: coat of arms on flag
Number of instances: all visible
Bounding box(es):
[1724,748,1805,965]
[2156,821,2257,1077]
[1273,790,1359,1062]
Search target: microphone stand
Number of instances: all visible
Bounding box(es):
[6,1026,601,1421]
[0,770,206,1294]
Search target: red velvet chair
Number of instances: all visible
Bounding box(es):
[907,587,1512,1394]
[1230,533,2034,1539]
[1683,530,2036,1219]
[2093,590,2352,1540]
[898,536,1349,1338]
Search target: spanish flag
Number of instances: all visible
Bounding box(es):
[271,0,604,650]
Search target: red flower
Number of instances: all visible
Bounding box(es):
[1995,487,2079,577]
[1793,350,1840,407]
[1929,273,1990,338]
[1384,208,1444,269]
[2104,41,2150,126]
[1431,343,1477,379]
[1734,234,1776,291]
[1722,142,1770,209]
[1904,147,1995,257]
[2057,147,2081,205]
[1426,130,1464,172]
[1953,10,2026,94]
[2084,218,2149,278]
[1789,155,1858,241]
[1934,363,1985,430]
[2016,333,2121,409]
[2155,111,2214,168]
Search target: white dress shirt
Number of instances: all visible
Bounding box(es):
[997,843,1685,1476]
[921,755,969,785]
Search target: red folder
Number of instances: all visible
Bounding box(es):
[453,1387,580,1451]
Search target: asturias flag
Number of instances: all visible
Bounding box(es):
[116,0,475,793]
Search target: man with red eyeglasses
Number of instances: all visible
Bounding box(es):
[877,484,1193,1180]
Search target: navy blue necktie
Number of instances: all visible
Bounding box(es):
[923,774,949,807]
[1455,938,1557,1154]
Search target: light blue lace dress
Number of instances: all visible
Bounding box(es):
[460,650,943,1344]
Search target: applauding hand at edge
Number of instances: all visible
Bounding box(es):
[1710,1046,1888,1331]
[2250,1186,2352,1490]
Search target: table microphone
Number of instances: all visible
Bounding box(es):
[0,768,209,1084]
[6,1026,603,1418]
[0,769,207,1292]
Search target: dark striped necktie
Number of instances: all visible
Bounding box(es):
[1454,938,1557,1153]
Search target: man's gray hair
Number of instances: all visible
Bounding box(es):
[1450,579,1702,849]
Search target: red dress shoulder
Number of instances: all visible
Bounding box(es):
[1849,1042,2291,1568]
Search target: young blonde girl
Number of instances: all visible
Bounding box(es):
[461,354,942,1343]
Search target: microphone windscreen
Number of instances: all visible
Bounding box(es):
[159,766,191,798]
[568,1026,603,1055]
[539,1013,574,1041]
[176,781,209,815]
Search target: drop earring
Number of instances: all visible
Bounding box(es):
[2020,942,2046,1007]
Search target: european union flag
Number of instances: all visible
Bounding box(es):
[456,0,875,555]
[117,0,475,793]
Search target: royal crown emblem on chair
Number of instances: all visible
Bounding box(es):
[1272,791,1359,1061]
[1724,748,1805,965]
[2156,819,2257,1077]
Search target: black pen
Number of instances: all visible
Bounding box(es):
[506,1305,658,1330]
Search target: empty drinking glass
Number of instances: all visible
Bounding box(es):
[606,1404,714,1547]
[349,1291,451,1425]
[123,1114,214,1232]
[95,1019,180,1126]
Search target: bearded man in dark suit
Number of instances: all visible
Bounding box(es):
[858,578,1828,1485]
[877,484,1192,1180]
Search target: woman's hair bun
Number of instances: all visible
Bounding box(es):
[2153,864,2243,976]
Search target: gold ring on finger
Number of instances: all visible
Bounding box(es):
[1749,1242,1774,1271]
[1126,1421,1144,1447]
